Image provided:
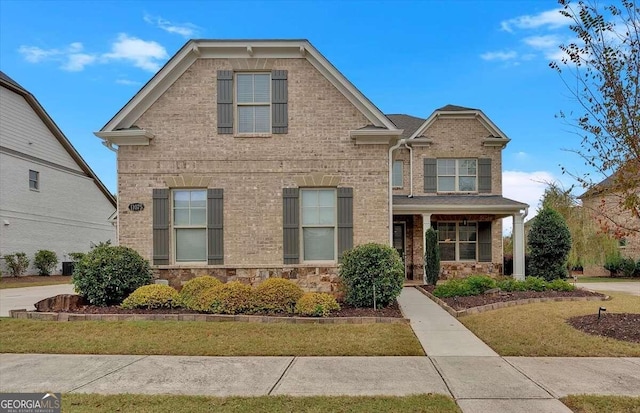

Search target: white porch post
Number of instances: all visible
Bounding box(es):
[512,211,526,281]
[422,213,432,283]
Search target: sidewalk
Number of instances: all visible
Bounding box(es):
[0,287,638,413]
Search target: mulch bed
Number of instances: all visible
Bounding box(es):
[56,301,404,318]
[422,285,606,311]
[567,313,640,343]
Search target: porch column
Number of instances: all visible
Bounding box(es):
[512,211,526,281]
[422,213,432,283]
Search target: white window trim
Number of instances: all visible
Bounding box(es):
[29,170,39,191]
[437,159,478,193]
[234,72,271,135]
[172,189,207,264]
[438,221,478,262]
[392,160,403,188]
[300,188,338,264]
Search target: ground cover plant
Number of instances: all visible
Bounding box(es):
[432,275,576,298]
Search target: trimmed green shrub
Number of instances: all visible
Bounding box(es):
[604,253,623,276]
[619,257,637,277]
[528,206,572,281]
[547,278,576,292]
[433,279,475,298]
[178,276,222,309]
[192,281,254,314]
[3,253,30,277]
[72,245,153,306]
[424,227,440,285]
[465,275,497,294]
[340,243,404,308]
[636,259,640,277]
[254,278,304,314]
[496,278,527,292]
[121,284,180,309]
[524,276,548,292]
[34,250,58,276]
[295,293,340,317]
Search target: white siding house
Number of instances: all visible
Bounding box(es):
[0,71,116,275]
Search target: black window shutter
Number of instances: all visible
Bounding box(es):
[337,187,354,261]
[152,189,170,265]
[478,221,492,262]
[283,188,299,264]
[478,158,492,193]
[424,158,437,193]
[207,189,224,265]
[217,70,233,134]
[272,70,288,134]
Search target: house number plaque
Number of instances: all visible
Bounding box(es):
[128,203,145,212]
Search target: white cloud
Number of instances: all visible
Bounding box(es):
[523,34,561,50]
[143,14,200,37]
[62,53,96,71]
[19,42,96,71]
[502,170,556,234]
[501,8,569,33]
[115,78,142,86]
[18,45,61,62]
[103,33,168,72]
[480,50,518,61]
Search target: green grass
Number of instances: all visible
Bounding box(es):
[459,293,640,356]
[0,319,424,356]
[0,279,72,289]
[561,395,640,413]
[62,394,460,413]
[577,277,640,283]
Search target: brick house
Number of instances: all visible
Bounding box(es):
[95,39,528,291]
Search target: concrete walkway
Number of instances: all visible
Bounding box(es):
[0,284,75,316]
[576,281,640,296]
[0,287,638,412]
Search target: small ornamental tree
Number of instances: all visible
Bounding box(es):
[424,227,440,285]
[339,243,404,308]
[528,206,572,281]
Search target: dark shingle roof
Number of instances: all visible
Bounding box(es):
[393,195,528,207]
[437,104,477,112]
[386,114,425,139]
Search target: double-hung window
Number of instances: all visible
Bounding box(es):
[437,222,477,261]
[437,159,477,192]
[236,73,271,133]
[392,160,403,188]
[173,190,207,262]
[29,170,39,190]
[301,189,336,261]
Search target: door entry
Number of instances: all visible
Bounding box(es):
[393,222,407,278]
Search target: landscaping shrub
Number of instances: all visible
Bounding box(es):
[432,279,475,298]
[34,250,58,276]
[3,253,29,277]
[636,259,640,277]
[604,253,623,276]
[465,275,497,295]
[340,243,404,308]
[254,278,304,314]
[528,206,572,281]
[524,276,548,292]
[72,245,153,306]
[295,292,340,317]
[547,278,576,292]
[68,252,86,262]
[121,284,180,309]
[619,257,637,278]
[424,227,440,285]
[178,276,222,309]
[496,277,527,292]
[192,281,254,314]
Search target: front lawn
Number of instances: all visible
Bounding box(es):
[561,395,640,413]
[62,394,460,413]
[0,319,424,356]
[459,293,640,356]
[0,275,72,289]
[577,277,640,283]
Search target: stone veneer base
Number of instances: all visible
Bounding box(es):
[9,309,408,324]
[414,286,609,318]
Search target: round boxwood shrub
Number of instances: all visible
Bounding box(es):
[34,249,58,276]
[254,278,304,314]
[339,243,404,308]
[72,245,153,306]
[178,276,222,309]
[295,292,340,317]
[192,281,254,314]
[121,284,180,309]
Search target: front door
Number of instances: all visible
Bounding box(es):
[393,222,407,278]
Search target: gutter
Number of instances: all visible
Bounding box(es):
[402,141,413,198]
[388,138,406,245]
[101,141,120,245]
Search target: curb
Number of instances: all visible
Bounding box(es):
[8,309,409,324]
[414,286,610,318]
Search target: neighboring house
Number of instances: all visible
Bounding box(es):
[0,71,116,274]
[94,39,528,291]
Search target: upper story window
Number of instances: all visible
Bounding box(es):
[301,189,336,262]
[236,73,271,133]
[29,170,39,190]
[392,160,403,188]
[173,190,207,262]
[437,159,477,192]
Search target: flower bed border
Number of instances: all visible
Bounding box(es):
[415,286,609,318]
[8,309,408,324]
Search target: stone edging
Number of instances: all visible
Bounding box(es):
[414,286,610,318]
[8,309,409,324]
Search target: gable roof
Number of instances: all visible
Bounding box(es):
[386,114,425,139]
[0,71,116,208]
[408,104,511,143]
[579,160,640,199]
[100,39,398,132]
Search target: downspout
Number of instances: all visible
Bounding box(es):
[102,141,119,246]
[402,141,413,198]
[388,138,406,245]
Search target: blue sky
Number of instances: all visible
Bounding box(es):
[1,0,596,228]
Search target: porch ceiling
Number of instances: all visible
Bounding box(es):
[393,195,528,218]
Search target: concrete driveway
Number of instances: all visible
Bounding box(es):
[0,284,75,316]
[576,282,640,296]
